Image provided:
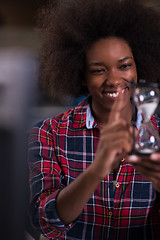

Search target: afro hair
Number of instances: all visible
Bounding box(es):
[38,0,160,98]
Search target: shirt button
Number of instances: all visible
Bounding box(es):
[115,183,120,188]
[109,211,113,217]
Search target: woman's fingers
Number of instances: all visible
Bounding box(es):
[127,154,160,172]
[130,164,160,192]
[95,91,134,177]
[101,119,133,140]
[127,153,160,192]
[108,91,125,123]
[99,129,133,157]
[108,138,133,152]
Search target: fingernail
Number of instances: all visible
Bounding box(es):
[150,153,159,161]
[127,155,139,162]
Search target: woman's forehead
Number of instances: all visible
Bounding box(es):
[86,37,134,63]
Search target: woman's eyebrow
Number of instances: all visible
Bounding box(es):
[87,56,133,66]
[118,56,133,62]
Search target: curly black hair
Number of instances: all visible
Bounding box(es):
[39,0,160,98]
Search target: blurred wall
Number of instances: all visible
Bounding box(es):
[0,2,46,240]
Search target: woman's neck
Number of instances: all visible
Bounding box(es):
[91,101,134,127]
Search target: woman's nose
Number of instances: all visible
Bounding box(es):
[106,69,121,86]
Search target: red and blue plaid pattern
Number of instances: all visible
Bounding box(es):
[28,98,160,239]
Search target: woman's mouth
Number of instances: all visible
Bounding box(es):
[103,87,129,98]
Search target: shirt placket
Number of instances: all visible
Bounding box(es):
[106,159,126,239]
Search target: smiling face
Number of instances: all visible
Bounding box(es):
[84,37,137,123]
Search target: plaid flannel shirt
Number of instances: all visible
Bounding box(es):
[28,97,160,240]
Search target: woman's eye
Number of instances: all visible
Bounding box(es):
[90,69,106,74]
[120,63,132,70]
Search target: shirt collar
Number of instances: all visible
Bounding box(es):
[72,97,97,129]
[73,97,142,129]
[86,103,95,129]
[72,98,88,128]
[86,103,142,130]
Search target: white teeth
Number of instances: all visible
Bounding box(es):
[106,88,127,97]
[107,92,119,97]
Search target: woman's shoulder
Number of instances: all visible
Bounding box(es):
[32,97,89,132]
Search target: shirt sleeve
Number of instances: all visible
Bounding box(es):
[28,119,75,239]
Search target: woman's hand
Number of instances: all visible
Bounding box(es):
[91,93,133,180]
[127,153,160,192]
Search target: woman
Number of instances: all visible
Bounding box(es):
[28,0,160,239]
